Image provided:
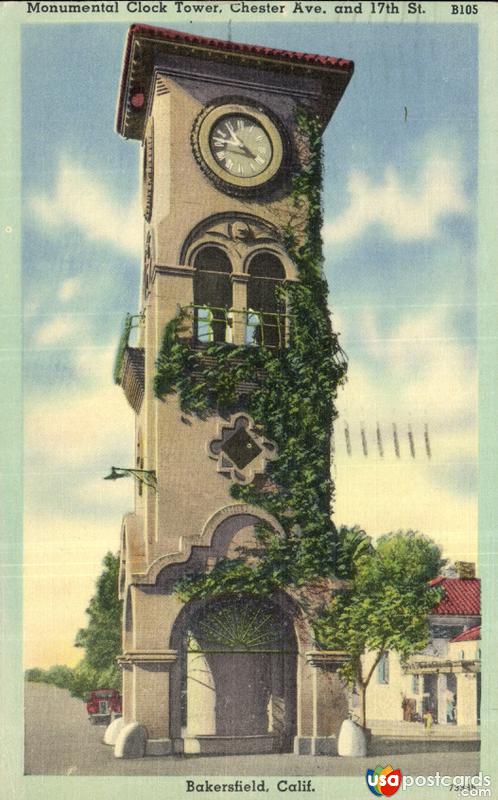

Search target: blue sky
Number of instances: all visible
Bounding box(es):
[22,20,478,666]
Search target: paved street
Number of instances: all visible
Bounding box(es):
[25,682,480,777]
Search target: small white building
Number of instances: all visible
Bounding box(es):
[362,564,481,730]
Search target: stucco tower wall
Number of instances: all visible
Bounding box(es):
[147,57,325,268]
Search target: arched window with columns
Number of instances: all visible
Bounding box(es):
[193,246,232,343]
[183,216,295,348]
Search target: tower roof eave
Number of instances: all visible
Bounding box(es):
[116,23,354,140]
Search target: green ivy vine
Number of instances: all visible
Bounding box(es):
[154,109,347,601]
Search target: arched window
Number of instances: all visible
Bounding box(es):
[247,252,286,348]
[193,246,232,343]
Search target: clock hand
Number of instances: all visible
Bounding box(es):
[225,122,245,146]
[224,137,257,159]
[224,143,246,154]
[227,135,244,148]
[217,133,260,161]
[240,143,257,159]
[223,143,257,160]
[224,127,252,150]
[213,132,244,148]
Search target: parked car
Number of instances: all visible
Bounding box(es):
[86,688,122,724]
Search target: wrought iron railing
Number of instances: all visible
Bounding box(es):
[113,313,144,385]
[181,305,290,350]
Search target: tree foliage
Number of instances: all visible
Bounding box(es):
[334,524,375,579]
[69,660,121,701]
[314,530,444,727]
[70,551,122,698]
[24,664,73,689]
[24,668,46,683]
[75,551,122,671]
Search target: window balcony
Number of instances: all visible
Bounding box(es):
[180,305,290,350]
[114,313,145,413]
[115,306,347,408]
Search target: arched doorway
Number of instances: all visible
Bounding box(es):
[172,594,297,754]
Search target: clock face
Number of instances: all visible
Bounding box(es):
[193,103,285,194]
[209,114,273,179]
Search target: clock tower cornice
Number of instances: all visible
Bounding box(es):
[116,23,354,141]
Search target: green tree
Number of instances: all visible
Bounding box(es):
[44,664,74,689]
[334,525,375,579]
[69,661,121,701]
[315,530,444,728]
[24,665,74,690]
[72,551,123,699]
[25,667,46,683]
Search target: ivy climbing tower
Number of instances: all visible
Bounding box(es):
[112,23,354,759]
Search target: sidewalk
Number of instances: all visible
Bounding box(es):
[369,719,480,741]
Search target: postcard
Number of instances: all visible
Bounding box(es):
[0,1,496,799]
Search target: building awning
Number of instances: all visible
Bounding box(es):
[403,658,480,675]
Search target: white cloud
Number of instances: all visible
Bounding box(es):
[34,315,82,346]
[325,153,469,245]
[333,305,477,561]
[336,305,476,427]
[72,342,120,386]
[28,157,141,256]
[58,277,81,303]
[25,345,134,469]
[334,458,477,564]
[25,384,131,465]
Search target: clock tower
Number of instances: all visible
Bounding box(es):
[112,24,354,759]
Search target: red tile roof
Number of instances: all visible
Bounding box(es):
[127,23,353,71]
[116,25,354,139]
[450,625,481,643]
[429,577,480,616]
